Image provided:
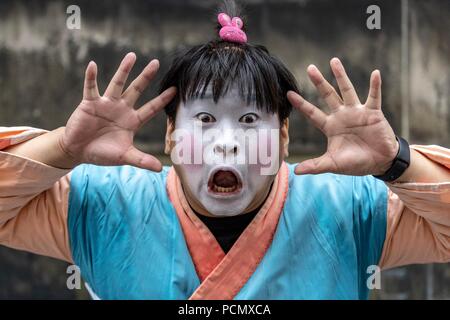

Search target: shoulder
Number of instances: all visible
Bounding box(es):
[66,165,177,289]
[285,161,387,199]
[283,161,388,226]
[69,163,171,196]
[283,162,388,273]
[67,164,172,222]
[285,162,353,199]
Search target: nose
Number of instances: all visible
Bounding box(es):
[214,143,239,156]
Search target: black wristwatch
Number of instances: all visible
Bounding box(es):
[373,136,410,182]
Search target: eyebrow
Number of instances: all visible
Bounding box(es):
[197,92,257,103]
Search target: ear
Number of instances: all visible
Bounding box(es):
[231,17,244,29]
[218,13,232,27]
[164,118,175,155]
[280,118,290,158]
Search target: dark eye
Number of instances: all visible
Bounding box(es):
[239,113,259,124]
[196,112,216,123]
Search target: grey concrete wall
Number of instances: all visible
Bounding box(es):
[0,0,449,299]
[0,0,448,152]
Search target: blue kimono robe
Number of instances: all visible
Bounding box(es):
[68,162,387,299]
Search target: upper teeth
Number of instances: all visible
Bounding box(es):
[213,184,237,193]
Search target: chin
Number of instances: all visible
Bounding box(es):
[202,196,251,217]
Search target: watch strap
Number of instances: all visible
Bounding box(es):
[373,136,410,182]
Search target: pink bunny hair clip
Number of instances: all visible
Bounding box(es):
[218,13,248,44]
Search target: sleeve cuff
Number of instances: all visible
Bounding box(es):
[387,145,450,190]
[0,150,71,196]
[0,126,49,150]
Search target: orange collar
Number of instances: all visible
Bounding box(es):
[166,162,289,299]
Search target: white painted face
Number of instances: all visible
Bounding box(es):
[169,88,282,217]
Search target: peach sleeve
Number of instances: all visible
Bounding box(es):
[0,127,73,262]
[379,145,450,270]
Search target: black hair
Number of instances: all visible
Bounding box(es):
[159,0,300,124]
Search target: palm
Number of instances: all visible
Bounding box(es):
[64,98,137,166]
[287,58,398,176]
[60,53,176,171]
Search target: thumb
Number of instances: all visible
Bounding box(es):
[121,145,163,172]
[294,153,337,175]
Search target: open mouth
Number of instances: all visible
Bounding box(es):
[207,168,243,195]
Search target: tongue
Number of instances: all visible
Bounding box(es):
[213,170,238,188]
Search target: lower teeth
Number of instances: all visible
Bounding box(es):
[213,185,237,193]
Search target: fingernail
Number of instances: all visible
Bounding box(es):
[307,65,319,76]
[163,87,177,97]
[331,58,342,67]
[151,59,160,68]
[287,91,298,100]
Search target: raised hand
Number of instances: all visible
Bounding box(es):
[59,53,176,171]
[287,58,399,176]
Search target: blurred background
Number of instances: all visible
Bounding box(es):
[0,0,449,299]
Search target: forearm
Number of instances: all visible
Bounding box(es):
[0,127,73,261]
[0,126,72,226]
[387,144,449,223]
[3,126,79,169]
[393,147,450,183]
[380,145,450,269]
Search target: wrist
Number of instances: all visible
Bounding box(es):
[373,136,410,182]
[376,138,400,175]
[2,126,80,170]
[55,127,82,169]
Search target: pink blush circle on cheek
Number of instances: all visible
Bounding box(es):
[191,132,205,167]
[255,131,278,166]
[176,132,204,168]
